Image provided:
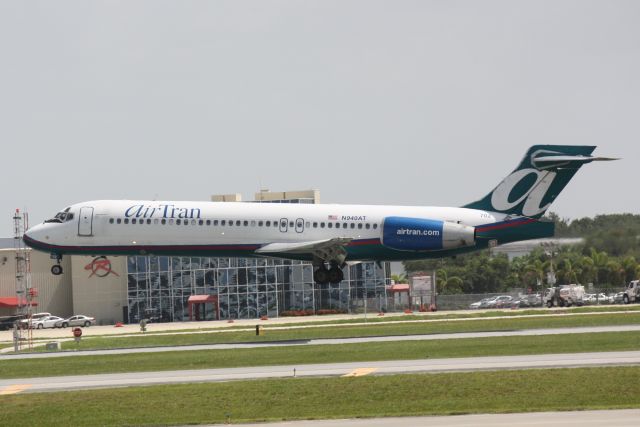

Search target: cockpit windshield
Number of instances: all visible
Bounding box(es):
[44,207,74,223]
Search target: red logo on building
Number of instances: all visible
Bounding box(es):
[85,256,119,278]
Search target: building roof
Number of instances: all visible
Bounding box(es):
[187,295,217,303]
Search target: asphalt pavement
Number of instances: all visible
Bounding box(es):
[2,350,639,393]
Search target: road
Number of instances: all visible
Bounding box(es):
[203,410,640,427]
[1,351,639,393]
[2,324,640,359]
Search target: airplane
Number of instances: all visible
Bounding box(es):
[23,145,616,284]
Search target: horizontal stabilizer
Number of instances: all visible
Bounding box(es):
[475,218,555,245]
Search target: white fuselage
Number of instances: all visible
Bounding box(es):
[24,200,502,261]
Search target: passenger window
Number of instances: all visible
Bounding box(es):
[109,218,114,224]
[214,220,219,226]
[199,220,204,225]
[191,219,196,225]
[228,220,233,226]
[236,220,241,226]
[161,219,166,225]
[132,219,137,224]
[206,220,211,226]
[289,221,294,228]
[147,219,152,224]
[335,223,340,228]
[343,223,347,229]
[365,224,370,229]
[328,223,333,228]
[251,220,256,226]
[176,219,181,225]
[350,223,355,229]
[358,223,363,229]
[221,220,226,226]
[258,221,263,226]
[320,222,325,228]
[244,220,249,226]
[124,218,129,224]
[117,218,122,224]
[169,219,174,225]
[266,221,271,227]
[373,223,378,229]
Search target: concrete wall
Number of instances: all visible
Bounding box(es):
[70,255,128,325]
[0,248,73,317]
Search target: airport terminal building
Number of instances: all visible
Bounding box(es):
[0,191,390,324]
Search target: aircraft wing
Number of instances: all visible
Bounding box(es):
[255,238,352,264]
[256,238,352,254]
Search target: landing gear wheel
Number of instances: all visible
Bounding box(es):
[51,265,63,275]
[328,266,344,284]
[314,266,330,285]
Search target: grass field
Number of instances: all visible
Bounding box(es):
[17,311,640,352]
[1,367,639,426]
[1,331,638,379]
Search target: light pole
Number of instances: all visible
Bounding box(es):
[541,241,557,307]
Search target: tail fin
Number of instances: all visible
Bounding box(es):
[463,145,616,218]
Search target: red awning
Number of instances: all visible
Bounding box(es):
[0,297,38,308]
[187,295,217,304]
[388,284,410,293]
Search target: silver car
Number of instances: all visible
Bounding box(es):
[32,315,64,329]
[56,315,96,328]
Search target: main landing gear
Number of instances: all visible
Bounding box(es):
[50,254,63,276]
[313,263,344,285]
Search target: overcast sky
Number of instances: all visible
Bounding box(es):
[1,1,638,234]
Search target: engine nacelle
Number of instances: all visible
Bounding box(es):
[381,216,475,251]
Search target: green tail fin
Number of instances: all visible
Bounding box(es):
[463,145,610,218]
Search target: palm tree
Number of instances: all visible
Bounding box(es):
[589,248,609,287]
[391,273,408,284]
[436,269,464,294]
[523,259,548,290]
[557,259,579,284]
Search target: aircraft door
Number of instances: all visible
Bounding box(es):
[78,207,94,236]
[295,218,304,233]
[279,218,288,233]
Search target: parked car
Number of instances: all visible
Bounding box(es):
[19,312,52,329]
[612,292,625,304]
[55,315,96,328]
[513,294,542,308]
[31,315,64,329]
[0,315,25,331]
[469,298,491,309]
[484,295,513,309]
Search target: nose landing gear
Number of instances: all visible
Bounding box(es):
[50,254,63,276]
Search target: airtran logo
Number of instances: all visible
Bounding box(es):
[490,168,557,217]
[396,228,440,236]
[125,204,202,219]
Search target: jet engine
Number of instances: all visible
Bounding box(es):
[381,216,475,251]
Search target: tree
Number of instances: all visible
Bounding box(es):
[436,269,464,294]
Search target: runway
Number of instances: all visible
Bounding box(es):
[3,324,640,360]
[203,410,640,427]
[2,350,639,394]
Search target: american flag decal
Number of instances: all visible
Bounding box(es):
[328,215,338,220]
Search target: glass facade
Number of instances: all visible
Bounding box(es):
[126,256,389,323]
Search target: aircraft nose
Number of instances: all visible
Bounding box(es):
[23,224,47,249]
